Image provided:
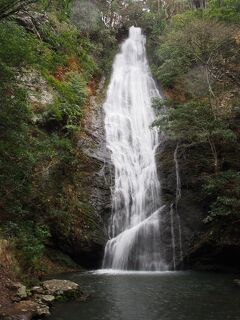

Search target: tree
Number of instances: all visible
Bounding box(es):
[153,99,237,173]
[208,0,240,22]
[203,170,240,222]
[71,0,102,32]
[154,16,239,91]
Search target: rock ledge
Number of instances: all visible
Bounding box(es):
[1,279,87,320]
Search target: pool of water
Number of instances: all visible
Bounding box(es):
[48,270,240,320]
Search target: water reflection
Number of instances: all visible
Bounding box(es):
[48,272,240,320]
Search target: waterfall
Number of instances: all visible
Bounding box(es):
[102,27,167,271]
[169,143,183,269]
[170,204,176,270]
[174,144,184,263]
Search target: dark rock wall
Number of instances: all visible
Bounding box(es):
[52,79,112,269]
[156,138,205,269]
[157,137,240,272]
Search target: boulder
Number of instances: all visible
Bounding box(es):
[41,295,55,304]
[7,282,28,301]
[16,284,28,300]
[42,279,80,298]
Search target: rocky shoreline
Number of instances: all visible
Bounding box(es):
[1,279,88,320]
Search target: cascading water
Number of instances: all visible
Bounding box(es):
[102,27,167,271]
[174,144,183,263]
[169,143,184,269]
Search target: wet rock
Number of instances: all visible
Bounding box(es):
[32,294,54,306]
[156,138,205,268]
[184,229,240,272]
[157,137,240,271]
[35,303,50,317]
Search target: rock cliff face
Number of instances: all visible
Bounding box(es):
[51,79,112,269]
[157,138,240,272]
[156,138,205,269]
[51,82,240,271]
[79,79,112,227]
[50,83,240,272]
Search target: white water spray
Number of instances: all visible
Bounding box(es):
[102,27,167,271]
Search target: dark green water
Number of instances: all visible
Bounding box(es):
[48,271,240,320]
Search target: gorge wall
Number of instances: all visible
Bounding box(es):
[50,79,112,269]
[157,138,240,271]
[61,55,240,273]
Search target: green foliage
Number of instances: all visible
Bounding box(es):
[38,17,98,78]
[45,73,86,131]
[88,27,118,74]
[151,15,237,89]
[36,0,73,20]
[154,100,236,144]
[203,171,240,222]
[0,86,33,217]
[71,0,102,32]
[0,0,118,274]
[0,21,39,76]
[71,0,118,75]
[207,0,240,22]
[8,221,50,269]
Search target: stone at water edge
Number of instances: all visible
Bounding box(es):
[31,286,44,295]
[41,295,55,303]
[42,279,80,296]
[1,279,86,320]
